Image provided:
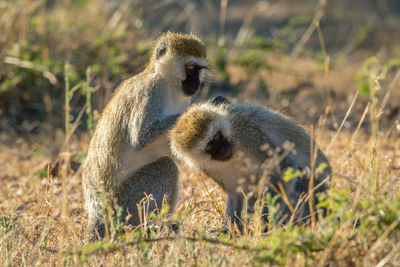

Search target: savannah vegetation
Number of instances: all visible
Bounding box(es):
[1,0,400,266]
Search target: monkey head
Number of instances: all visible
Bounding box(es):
[169,101,234,169]
[204,130,234,161]
[151,32,208,97]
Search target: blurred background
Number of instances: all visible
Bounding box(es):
[0,0,399,137]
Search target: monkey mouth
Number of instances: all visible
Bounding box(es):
[182,64,202,96]
[211,145,234,162]
[219,148,234,161]
[182,78,200,96]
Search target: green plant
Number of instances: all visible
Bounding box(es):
[232,49,270,73]
[214,45,229,81]
[0,0,144,131]
[355,57,400,187]
[0,215,15,234]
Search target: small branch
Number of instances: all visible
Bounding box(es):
[282,0,327,75]
[4,56,58,84]
[69,233,326,259]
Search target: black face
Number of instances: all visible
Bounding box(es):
[182,64,204,96]
[205,131,234,161]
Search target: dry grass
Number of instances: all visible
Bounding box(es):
[1,68,400,265]
[1,0,400,266]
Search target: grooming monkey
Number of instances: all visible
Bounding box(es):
[81,32,208,241]
[169,96,331,232]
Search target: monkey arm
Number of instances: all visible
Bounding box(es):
[133,113,180,151]
[225,195,244,233]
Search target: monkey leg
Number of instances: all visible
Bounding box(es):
[262,171,296,227]
[293,178,327,225]
[115,156,179,228]
[84,157,178,241]
[86,214,106,242]
[83,177,111,242]
[284,170,330,225]
[224,195,244,233]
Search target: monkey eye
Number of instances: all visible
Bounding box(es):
[196,65,208,70]
[185,65,198,75]
[185,64,207,74]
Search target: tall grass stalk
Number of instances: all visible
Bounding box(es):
[64,63,71,146]
[58,61,82,264]
[85,67,98,135]
[58,62,72,264]
[308,124,317,228]
[218,0,228,46]
[368,68,379,190]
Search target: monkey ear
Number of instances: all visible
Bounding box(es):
[210,96,231,105]
[156,41,168,60]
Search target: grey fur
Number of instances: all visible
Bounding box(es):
[82,33,208,241]
[82,74,181,241]
[170,99,332,232]
[116,157,179,226]
[86,157,179,241]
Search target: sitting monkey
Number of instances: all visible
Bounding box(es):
[82,32,208,240]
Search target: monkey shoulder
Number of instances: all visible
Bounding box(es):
[228,104,298,159]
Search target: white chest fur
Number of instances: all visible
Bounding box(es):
[164,89,191,116]
[205,158,244,196]
[204,152,263,197]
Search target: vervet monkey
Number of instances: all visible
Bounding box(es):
[169,96,331,232]
[82,32,208,240]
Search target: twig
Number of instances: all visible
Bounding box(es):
[350,102,370,145]
[70,234,326,258]
[218,0,228,46]
[375,241,400,267]
[234,1,269,47]
[4,56,58,84]
[332,172,359,184]
[379,69,400,116]
[198,173,226,221]
[327,90,359,154]
[282,0,327,76]
[65,103,87,145]
[364,216,400,264]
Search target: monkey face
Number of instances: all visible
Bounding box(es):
[182,64,205,96]
[205,131,234,161]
